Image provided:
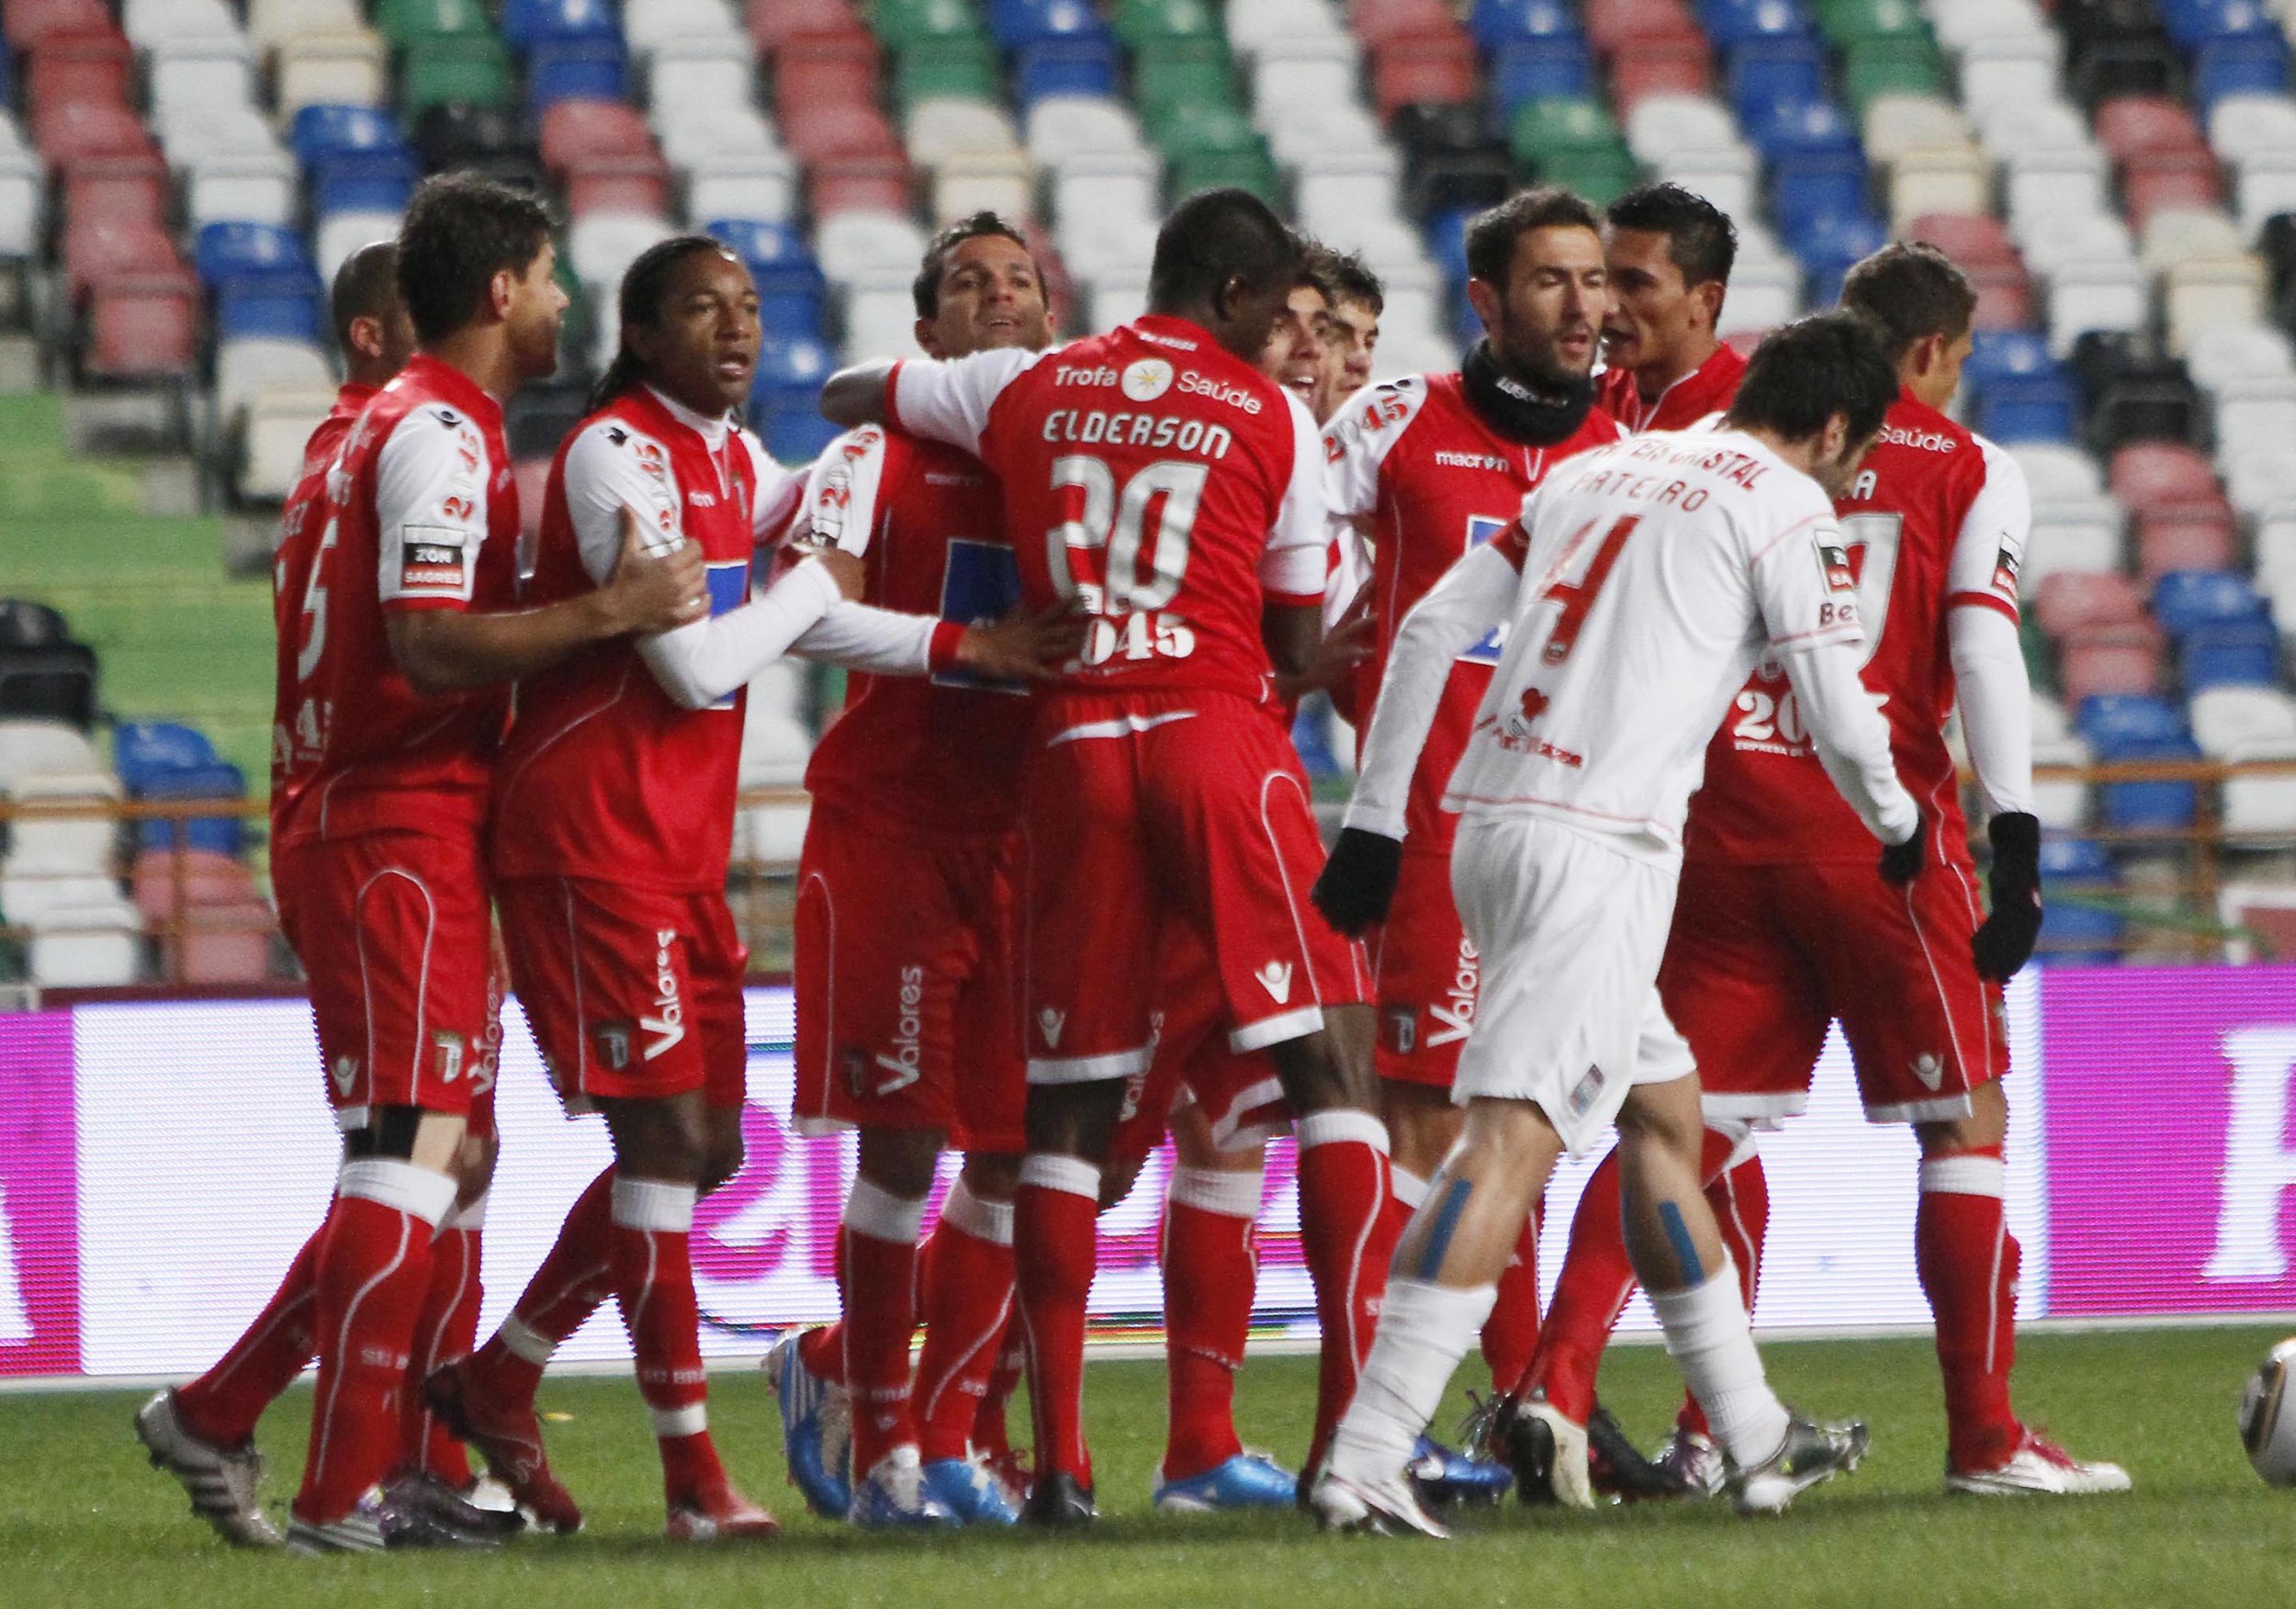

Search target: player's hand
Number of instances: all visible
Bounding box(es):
[1878,813,1928,885]
[810,546,865,601]
[603,506,709,635]
[1312,827,1404,935]
[1972,810,2043,980]
[1274,613,1376,703]
[955,604,1086,682]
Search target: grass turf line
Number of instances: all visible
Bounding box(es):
[2,1329,2285,1608]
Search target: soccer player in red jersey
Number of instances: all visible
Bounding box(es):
[1510,245,2128,1502]
[1593,184,1748,433]
[138,175,708,1555]
[763,213,1062,1530]
[821,189,1389,1524]
[1320,190,1621,1450]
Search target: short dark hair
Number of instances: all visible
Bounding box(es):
[329,239,401,353]
[1298,238,1342,305]
[1321,247,1385,315]
[912,210,1038,320]
[396,173,555,345]
[1605,182,1737,288]
[1839,242,1976,363]
[1147,187,1302,316]
[1724,310,1899,444]
[590,234,743,413]
[1463,186,1602,287]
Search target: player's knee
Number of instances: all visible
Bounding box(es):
[857,1126,943,1198]
[1098,1151,1146,1211]
[1023,1080,1124,1159]
[1616,1077,1705,1163]
[1271,1024,1371,1115]
[700,1118,746,1197]
[960,1150,1021,1200]
[1917,1078,2008,1154]
[455,1130,501,1199]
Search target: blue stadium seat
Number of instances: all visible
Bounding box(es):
[1728,39,1828,122]
[2182,622,2282,690]
[2078,694,2200,828]
[1746,96,1863,162]
[707,218,816,273]
[1292,697,1344,782]
[195,223,314,288]
[1797,213,1887,307]
[989,0,1114,49]
[1966,332,2082,444]
[311,152,418,218]
[2154,568,2271,635]
[2159,0,2281,50]
[708,220,832,340]
[527,39,629,114]
[2078,692,2191,747]
[2195,37,2292,113]
[113,720,219,795]
[134,760,247,857]
[501,0,622,49]
[761,405,844,465]
[291,105,411,171]
[1424,206,1476,287]
[1015,38,1122,104]
[1698,0,1818,50]
[214,274,325,343]
[1491,38,1596,117]
[1771,152,1873,242]
[1471,0,1584,46]
[750,336,837,415]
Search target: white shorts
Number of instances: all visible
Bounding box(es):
[1448,814,1699,1155]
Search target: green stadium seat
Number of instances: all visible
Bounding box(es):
[1841,35,1946,116]
[1133,39,1237,123]
[1539,146,1639,204]
[1146,100,1257,157]
[401,35,514,117]
[1112,0,1223,47]
[1169,141,1280,205]
[1811,0,1929,44]
[1507,95,1620,169]
[373,0,494,49]
[871,0,990,51]
[895,36,1001,109]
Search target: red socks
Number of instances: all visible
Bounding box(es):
[974,1322,1026,1461]
[1295,1109,1395,1475]
[1481,1199,1546,1394]
[607,1176,720,1502]
[1160,1164,1262,1481]
[916,1176,1017,1465]
[465,1166,615,1407]
[292,1160,456,1525]
[1014,1154,1102,1486]
[400,1198,485,1484]
[836,1179,929,1477]
[1918,1144,2022,1471]
[175,1225,323,1447]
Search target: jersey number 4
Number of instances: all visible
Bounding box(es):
[1539,514,1640,664]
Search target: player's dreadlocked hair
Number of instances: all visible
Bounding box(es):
[396,173,554,345]
[1839,242,1977,365]
[589,234,743,414]
[1725,310,1898,445]
[913,211,1039,319]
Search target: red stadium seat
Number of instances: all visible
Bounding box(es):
[132,848,259,921]
[538,98,657,175]
[1724,327,1767,357]
[565,154,673,219]
[4,0,109,51]
[2093,96,2208,163]
[808,152,914,218]
[1608,40,1714,114]
[1350,0,1460,48]
[2137,504,2241,582]
[62,217,178,298]
[1372,33,1480,122]
[1968,261,2036,330]
[2122,149,2225,231]
[748,0,866,52]
[31,98,158,167]
[1907,212,2018,268]
[84,270,198,382]
[62,155,170,233]
[781,100,900,164]
[1584,0,1702,57]
[2110,442,2223,514]
[2057,623,2166,704]
[25,28,133,125]
[2034,570,2147,639]
[771,31,883,114]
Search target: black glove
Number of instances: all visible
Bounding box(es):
[1878,812,1928,885]
[1312,827,1404,936]
[1972,811,2043,981]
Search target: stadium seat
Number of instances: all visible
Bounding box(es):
[131,759,244,856]
[0,644,97,728]
[2059,622,2166,703]
[2036,570,2147,638]
[0,602,72,652]
[2193,682,2296,755]
[84,272,198,382]
[194,220,313,286]
[529,39,632,117]
[24,28,134,126]
[2183,621,2282,689]
[2036,836,2123,962]
[215,336,332,422]
[213,271,323,344]
[3,766,119,874]
[2155,568,2271,633]
[400,35,515,117]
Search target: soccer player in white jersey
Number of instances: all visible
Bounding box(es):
[1303,313,1921,1536]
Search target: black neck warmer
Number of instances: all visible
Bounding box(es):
[1460,339,1596,446]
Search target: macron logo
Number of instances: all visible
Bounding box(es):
[1255,961,1293,1004]
[1038,1007,1066,1049]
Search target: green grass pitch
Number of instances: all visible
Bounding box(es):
[4,1327,2290,1608]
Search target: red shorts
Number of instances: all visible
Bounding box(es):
[1660,856,2009,1127]
[496,876,748,1111]
[791,822,1026,1154]
[1371,838,1478,1090]
[276,829,500,1134]
[1109,928,1292,1170]
[1020,691,1369,1084]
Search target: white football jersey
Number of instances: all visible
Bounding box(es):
[1347,426,1917,860]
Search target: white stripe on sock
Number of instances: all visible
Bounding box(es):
[336,1158,456,1226]
[1018,1153,1101,1200]
[844,1176,929,1244]
[1920,1153,2006,1198]
[1296,1108,1390,1153]
[940,1176,1015,1246]
[1168,1164,1264,1219]
[611,1177,696,1233]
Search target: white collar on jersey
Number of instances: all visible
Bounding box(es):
[646,383,736,451]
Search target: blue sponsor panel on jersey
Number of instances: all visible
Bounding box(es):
[1461,515,1509,663]
[932,538,1027,693]
[704,558,750,709]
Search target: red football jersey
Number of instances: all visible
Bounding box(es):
[492,385,796,894]
[796,423,1030,837]
[1685,392,2032,866]
[271,355,519,847]
[1322,372,1622,844]
[887,313,1328,704]
[1595,341,1748,434]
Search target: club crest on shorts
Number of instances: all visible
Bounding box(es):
[1567,1064,1606,1119]
[593,1020,635,1071]
[1037,1007,1065,1049]
[1384,1007,1417,1055]
[1911,1051,1944,1091]
[1255,961,1293,1004]
[842,1047,871,1099]
[433,1031,465,1084]
[330,1054,359,1097]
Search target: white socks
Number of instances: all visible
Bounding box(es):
[1649,1259,1790,1467]
[1328,1277,1496,1483]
